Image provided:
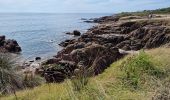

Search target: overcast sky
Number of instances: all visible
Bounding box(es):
[0,0,170,13]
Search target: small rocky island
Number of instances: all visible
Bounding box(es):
[39,14,170,82]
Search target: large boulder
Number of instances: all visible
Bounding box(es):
[73,30,81,36]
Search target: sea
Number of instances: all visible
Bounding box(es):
[0,13,110,60]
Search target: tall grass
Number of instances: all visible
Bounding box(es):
[71,68,89,91]
[23,75,45,88]
[0,54,23,95]
[0,54,45,96]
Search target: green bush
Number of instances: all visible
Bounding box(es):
[121,51,165,89]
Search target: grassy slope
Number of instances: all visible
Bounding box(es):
[1,47,170,100]
[117,7,170,17]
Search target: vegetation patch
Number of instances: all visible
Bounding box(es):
[120,51,166,90]
[0,54,23,95]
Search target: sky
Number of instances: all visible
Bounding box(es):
[0,0,170,13]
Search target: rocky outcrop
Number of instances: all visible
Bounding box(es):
[83,15,120,23]
[42,44,122,82]
[66,30,81,36]
[116,26,170,50]
[43,61,76,83]
[0,35,21,53]
[59,39,76,47]
[41,16,170,83]
[92,16,120,23]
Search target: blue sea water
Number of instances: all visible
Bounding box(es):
[0,13,110,60]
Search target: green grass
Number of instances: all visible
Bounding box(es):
[1,48,170,100]
[120,51,166,90]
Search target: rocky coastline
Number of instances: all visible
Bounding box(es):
[37,14,170,83]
